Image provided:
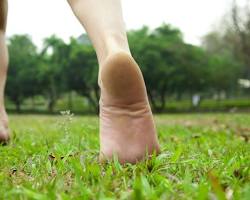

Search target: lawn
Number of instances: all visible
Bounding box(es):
[0,113,249,199]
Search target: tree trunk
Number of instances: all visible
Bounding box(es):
[92,87,100,113]
[48,99,55,113]
[94,87,100,105]
[159,90,166,112]
[48,77,57,113]
[15,101,21,113]
[31,96,35,110]
[86,95,99,114]
[148,90,158,112]
[176,92,182,101]
[68,91,73,111]
[48,92,56,113]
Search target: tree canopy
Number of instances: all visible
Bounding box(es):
[5,21,247,112]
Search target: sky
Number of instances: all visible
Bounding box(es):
[6,0,247,48]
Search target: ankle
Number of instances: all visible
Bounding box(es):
[0,36,9,71]
[0,109,8,125]
[98,31,131,65]
[0,31,6,37]
[0,107,7,115]
[105,32,130,51]
[101,50,132,68]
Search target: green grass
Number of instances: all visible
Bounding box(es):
[0,113,250,199]
[6,95,250,114]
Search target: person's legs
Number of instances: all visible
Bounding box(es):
[0,0,9,142]
[67,0,160,163]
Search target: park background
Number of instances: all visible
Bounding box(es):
[5,0,250,114]
[1,0,250,199]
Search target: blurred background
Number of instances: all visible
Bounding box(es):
[5,0,250,114]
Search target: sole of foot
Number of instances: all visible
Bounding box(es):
[99,51,160,164]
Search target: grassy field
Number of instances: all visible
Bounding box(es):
[6,96,250,114]
[0,113,249,200]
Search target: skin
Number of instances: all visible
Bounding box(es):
[0,0,9,142]
[67,0,160,163]
[0,0,160,162]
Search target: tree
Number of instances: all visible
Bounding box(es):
[231,0,250,78]
[6,35,40,112]
[128,24,209,111]
[206,54,242,97]
[128,25,184,111]
[66,38,99,113]
[40,35,69,112]
[202,0,247,97]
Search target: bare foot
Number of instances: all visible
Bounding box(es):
[99,51,160,164]
[0,109,10,144]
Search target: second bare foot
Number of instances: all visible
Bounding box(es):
[0,109,9,144]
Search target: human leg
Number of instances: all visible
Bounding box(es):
[0,0,9,142]
[67,0,160,163]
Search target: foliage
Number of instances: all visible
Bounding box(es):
[5,23,247,113]
[202,1,249,80]
[6,35,41,111]
[66,38,99,113]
